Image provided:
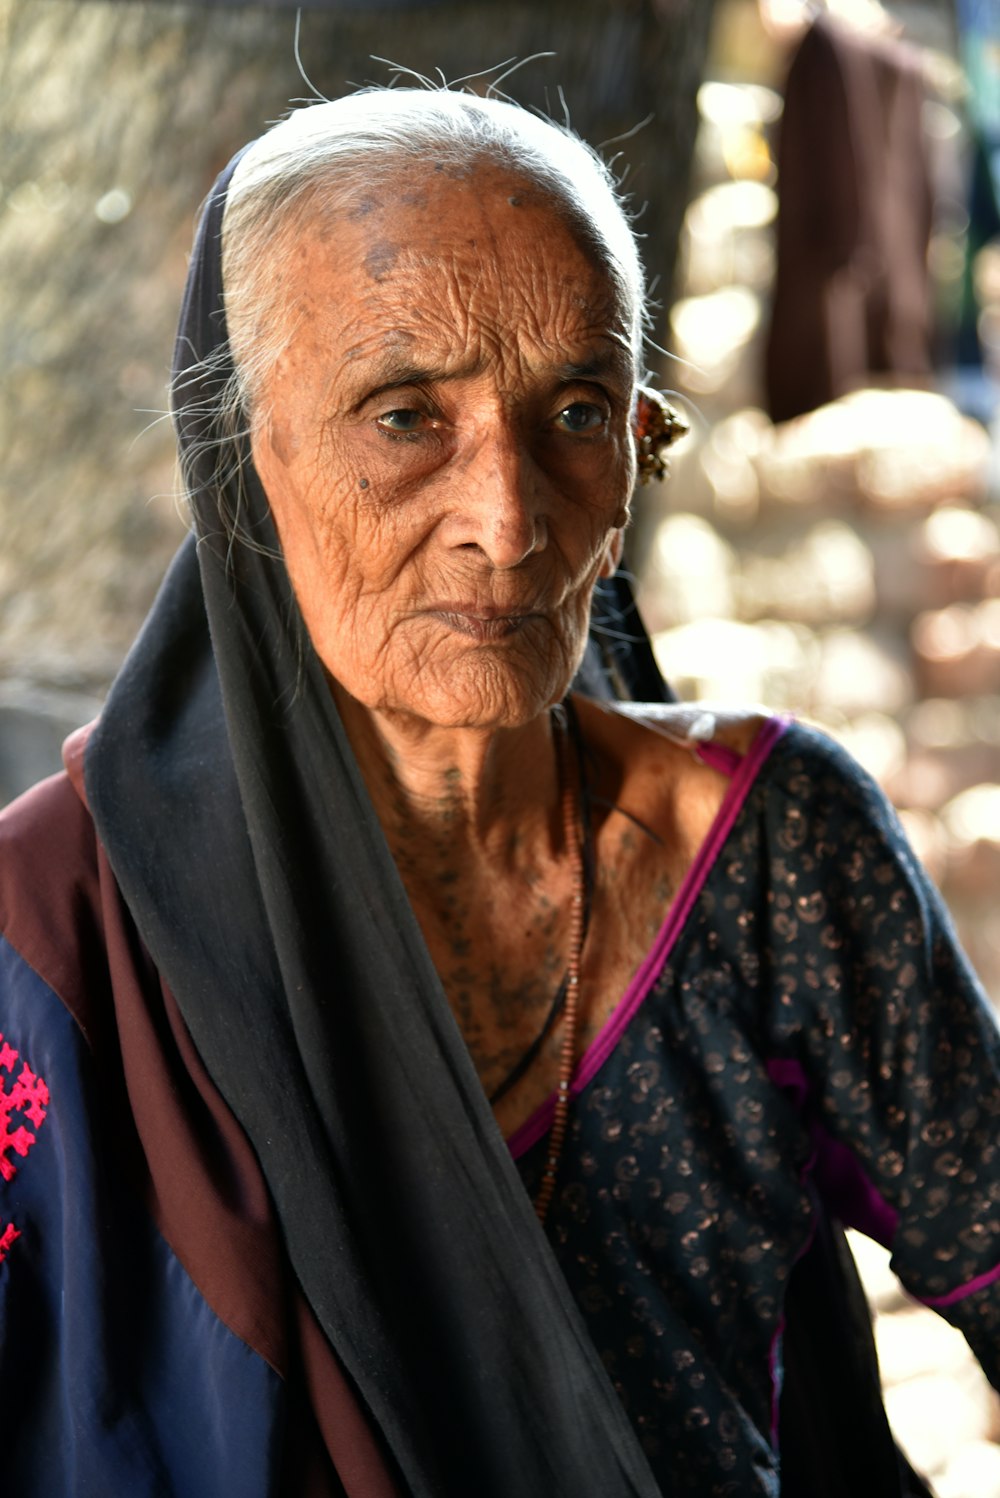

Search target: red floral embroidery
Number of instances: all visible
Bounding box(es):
[0,1221,20,1264]
[0,1032,49,1185]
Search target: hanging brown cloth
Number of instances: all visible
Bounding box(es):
[765,12,935,424]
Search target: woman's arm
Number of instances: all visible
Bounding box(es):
[760,724,1000,1389]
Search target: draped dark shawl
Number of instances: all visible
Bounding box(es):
[84,150,669,1497]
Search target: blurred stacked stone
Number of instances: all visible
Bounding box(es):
[642,388,1000,999]
[636,45,1000,1491]
[639,67,1000,1007]
[850,1231,1000,1498]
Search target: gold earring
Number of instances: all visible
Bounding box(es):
[633,387,689,484]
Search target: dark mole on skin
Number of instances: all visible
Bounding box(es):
[364,240,400,283]
[359,478,369,490]
[427,161,474,181]
[508,196,521,207]
[347,195,378,221]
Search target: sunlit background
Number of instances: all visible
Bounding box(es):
[2,0,999,1490]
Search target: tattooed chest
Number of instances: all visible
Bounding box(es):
[407,856,677,1127]
[438,937,564,1084]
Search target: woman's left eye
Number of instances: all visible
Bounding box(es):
[554,402,607,434]
[376,408,427,436]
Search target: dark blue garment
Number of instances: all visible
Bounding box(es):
[0,936,286,1498]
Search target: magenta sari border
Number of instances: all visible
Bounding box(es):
[917,1258,1000,1308]
[507,714,792,1160]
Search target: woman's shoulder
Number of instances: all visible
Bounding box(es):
[573,698,779,871]
[574,699,894,856]
[608,700,777,759]
[0,726,100,912]
[582,697,781,773]
[596,702,879,793]
[0,725,110,1035]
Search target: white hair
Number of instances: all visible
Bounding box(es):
[220,87,647,419]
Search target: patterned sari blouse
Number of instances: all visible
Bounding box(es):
[512,718,1000,1497]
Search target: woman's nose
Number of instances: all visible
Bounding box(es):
[448,426,546,570]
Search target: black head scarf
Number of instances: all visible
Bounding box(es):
[86,137,668,1497]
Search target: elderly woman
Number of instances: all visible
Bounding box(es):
[1,88,998,1498]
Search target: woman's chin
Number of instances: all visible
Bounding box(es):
[374,655,576,734]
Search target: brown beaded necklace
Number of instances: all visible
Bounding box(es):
[534,706,586,1224]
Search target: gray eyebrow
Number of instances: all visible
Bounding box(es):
[349,342,633,408]
[556,349,632,383]
[353,360,469,404]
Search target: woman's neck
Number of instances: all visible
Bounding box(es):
[330,683,565,871]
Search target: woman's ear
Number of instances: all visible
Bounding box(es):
[599,524,626,579]
[633,386,689,485]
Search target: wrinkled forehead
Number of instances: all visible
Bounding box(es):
[223,152,640,425]
[288,162,633,346]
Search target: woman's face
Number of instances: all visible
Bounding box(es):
[250,164,637,732]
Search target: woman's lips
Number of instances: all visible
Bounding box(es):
[425,607,537,642]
